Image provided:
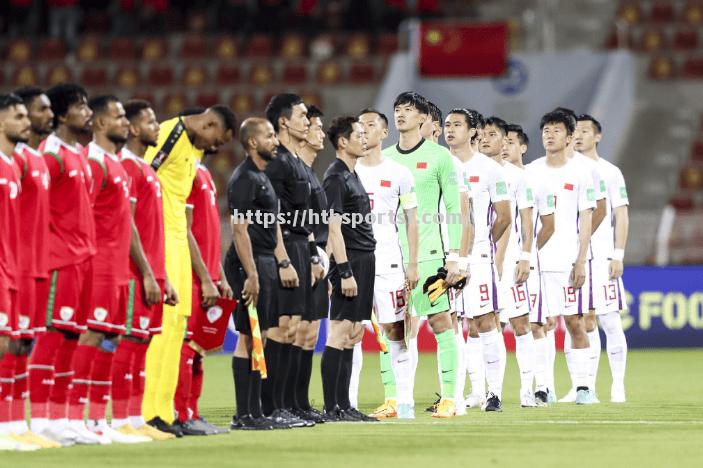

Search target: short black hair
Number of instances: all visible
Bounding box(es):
[88,95,121,117]
[576,113,602,134]
[179,107,206,117]
[358,108,388,127]
[307,105,324,120]
[506,124,529,146]
[485,116,507,135]
[553,107,577,129]
[468,109,485,129]
[13,86,45,107]
[393,91,429,115]
[448,108,476,127]
[46,83,88,128]
[124,99,153,121]
[327,116,359,150]
[209,105,237,133]
[0,93,23,112]
[540,110,575,135]
[427,101,442,124]
[265,93,304,132]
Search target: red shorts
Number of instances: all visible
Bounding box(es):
[45,259,93,334]
[87,281,129,335]
[15,275,49,337]
[0,280,17,337]
[124,277,165,339]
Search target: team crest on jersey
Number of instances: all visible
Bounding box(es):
[59,306,74,321]
[0,312,8,327]
[139,317,150,330]
[207,306,223,323]
[18,315,30,330]
[94,307,108,322]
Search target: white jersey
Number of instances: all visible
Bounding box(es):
[356,157,417,275]
[526,170,557,267]
[440,155,470,252]
[501,162,535,265]
[527,156,596,272]
[462,152,510,264]
[591,157,629,260]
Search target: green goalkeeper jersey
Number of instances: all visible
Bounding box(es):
[384,139,461,263]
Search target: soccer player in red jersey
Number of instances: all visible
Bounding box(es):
[64,95,150,444]
[112,100,177,441]
[28,83,95,446]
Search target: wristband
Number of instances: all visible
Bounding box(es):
[309,240,318,258]
[612,249,624,261]
[520,251,532,261]
[446,252,460,263]
[338,261,353,279]
[458,256,470,272]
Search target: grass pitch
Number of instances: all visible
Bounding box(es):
[6,349,703,468]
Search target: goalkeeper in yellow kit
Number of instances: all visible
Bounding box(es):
[142,106,236,436]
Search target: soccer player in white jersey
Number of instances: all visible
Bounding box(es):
[504,125,556,406]
[356,109,419,419]
[445,109,511,412]
[574,114,629,402]
[526,111,597,405]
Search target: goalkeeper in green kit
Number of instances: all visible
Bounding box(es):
[383,92,466,418]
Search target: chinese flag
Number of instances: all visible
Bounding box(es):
[419,22,508,77]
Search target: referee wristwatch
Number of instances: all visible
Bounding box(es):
[278,259,292,269]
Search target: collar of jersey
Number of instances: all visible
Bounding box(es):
[395,138,425,155]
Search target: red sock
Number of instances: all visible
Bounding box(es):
[175,343,195,422]
[49,337,77,420]
[128,342,147,418]
[28,331,63,419]
[67,345,96,421]
[111,340,137,421]
[0,353,17,424]
[88,350,113,422]
[189,353,203,420]
[12,354,28,423]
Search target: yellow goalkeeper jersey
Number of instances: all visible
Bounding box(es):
[145,117,203,242]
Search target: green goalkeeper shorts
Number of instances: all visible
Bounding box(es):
[407,258,450,317]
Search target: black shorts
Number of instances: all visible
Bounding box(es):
[276,237,311,317]
[305,277,329,321]
[225,249,279,335]
[329,250,375,323]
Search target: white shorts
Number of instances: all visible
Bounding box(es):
[498,260,532,322]
[373,272,406,324]
[590,259,627,315]
[455,262,500,319]
[526,268,547,324]
[541,271,584,317]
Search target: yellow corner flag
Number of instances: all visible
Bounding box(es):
[370,310,388,353]
[247,303,267,379]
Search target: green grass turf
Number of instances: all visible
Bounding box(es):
[6,349,703,467]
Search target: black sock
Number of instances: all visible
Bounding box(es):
[276,343,291,409]
[261,339,282,415]
[232,356,252,418]
[336,348,354,410]
[320,346,342,412]
[296,349,314,409]
[250,370,263,418]
[286,345,302,409]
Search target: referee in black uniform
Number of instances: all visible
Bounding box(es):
[226,118,292,430]
[320,116,377,422]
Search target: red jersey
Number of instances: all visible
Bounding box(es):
[0,151,21,288]
[120,148,166,281]
[12,143,51,278]
[187,164,221,281]
[40,134,95,270]
[85,142,133,285]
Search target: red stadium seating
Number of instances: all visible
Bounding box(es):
[604,28,633,49]
[246,34,273,57]
[115,66,141,89]
[682,56,703,77]
[300,91,322,108]
[182,65,208,87]
[37,38,66,61]
[77,36,100,62]
[638,29,668,52]
[280,33,306,59]
[6,39,32,62]
[617,2,643,25]
[216,65,241,85]
[215,35,238,60]
[248,63,275,86]
[229,94,256,116]
[46,65,73,86]
[649,56,678,79]
[679,166,703,190]
[348,62,376,83]
[109,38,136,61]
[147,65,175,86]
[81,67,108,88]
[317,61,343,84]
[682,1,703,25]
[162,93,190,116]
[195,92,220,109]
[673,28,699,50]
[12,65,37,87]
[650,1,676,23]
[142,38,168,61]
[282,63,308,84]
[377,33,400,55]
[180,35,207,59]
[346,33,370,59]
[670,194,694,210]
[691,138,703,161]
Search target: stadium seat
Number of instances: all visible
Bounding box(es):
[216,65,241,85]
[280,33,306,59]
[215,35,238,60]
[180,35,207,59]
[37,38,66,61]
[604,28,633,49]
[248,63,275,86]
[679,166,703,189]
[195,92,220,109]
[650,1,676,23]
[77,36,100,62]
[128,93,156,109]
[639,29,668,52]
[617,2,642,25]
[670,193,695,210]
[377,33,400,55]
[282,63,309,84]
[682,56,703,77]
[81,67,108,88]
[349,62,376,83]
[229,94,256,116]
[317,61,343,84]
[115,66,141,89]
[673,28,699,50]
[346,33,371,59]
[109,38,136,61]
[12,65,37,87]
[691,138,703,161]
[6,39,32,62]
[682,1,703,25]
[300,91,322,108]
[649,56,678,79]
[246,34,273,57]
[182,65,208,87]
[46,65,73,86]
[162,93,190,117]
[148,65,175,86]
[142,38,168,61]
